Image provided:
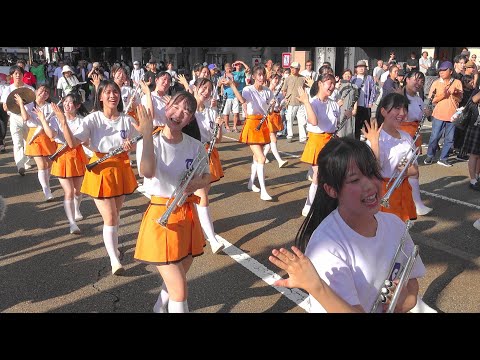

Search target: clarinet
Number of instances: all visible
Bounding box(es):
[412,89,436,144]
[48,143,68,161]
[255,76,286,131]
[207,92,227,159]
[86,127,159,171]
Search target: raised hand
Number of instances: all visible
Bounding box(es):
[361,117,383,143]
[269,246,322,294]
[134,104,154,136]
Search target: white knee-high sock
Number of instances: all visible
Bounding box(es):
[168,299,189,313]
[46,167,51,182]
[305,183,318,207]
[196,205,218,243]
[249,160,258,185]
[63,199,76,225]
[153,283,169,313]
[38,169,51,197]
[256,163,268,193]
[74,194,83,219]
[103,225,120,266]
[263,144,271,156]
[408,178,425,207]
[270,142,283,163]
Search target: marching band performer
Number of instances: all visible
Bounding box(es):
[133,92,211,313]
[18,85,57,201]
[0,65,35,175]
[263,73,288,168]
[269,137,426,313]
[298,73,341,217]
[192,77,225,254]
[363,92,417,222]
[35,92,89,234]
[62,79,139,275]
[225,65,274,201]
[400,70,433,216]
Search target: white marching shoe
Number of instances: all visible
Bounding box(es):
[111,262,125,276]
[416,204,433,216]
[69,223,81,234]
[210,239,225,254]
[248,181,261,193]
[260,192,272,201]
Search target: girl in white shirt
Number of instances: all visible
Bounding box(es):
[298,73,340,217]
[134,91,211,313]
[269,137,425,313]
[35,92,89,234]
[62,79,139,276]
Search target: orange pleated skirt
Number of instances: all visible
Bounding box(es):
[205,143,224,183]
[81,151,137,198]
[399,121,422,149]
[25,128,57,157]
[239,114,271,145]
[267,111,284,133]
[300,132,333,165]
[51,143,87,178]
[380,177,417,221]
[134,195,206,265]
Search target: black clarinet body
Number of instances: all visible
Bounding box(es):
[48,143,68,161]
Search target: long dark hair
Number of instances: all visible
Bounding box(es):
[375,92,409,127]
[295,137,383,252]
[94,80,123,113]
[166,91,201,141]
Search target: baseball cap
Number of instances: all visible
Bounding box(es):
[133,61,139,65]
[290,62,300,69]
[148,58,157,64]
[465,60,476,68]
[438,61,453,71]
[208,64,217,70]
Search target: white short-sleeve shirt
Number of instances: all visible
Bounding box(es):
[136,132,210,198]
[242,85,273,116]
[306,97,339,134]
[305,210,425,313]
[73,111,139,153]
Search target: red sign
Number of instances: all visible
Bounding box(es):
[282,53,291,68]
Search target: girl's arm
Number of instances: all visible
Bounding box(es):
[297,87,317,126]
[53,103,81,148]
[133,104,155,178]
[34,107,56,140]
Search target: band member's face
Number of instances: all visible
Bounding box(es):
[320,79,336,96]
[253,71,265,85]
[12,70,23,83]
[196,82,213,101]
[100,85,120,110]
[63,97,78,114]
[406,76,424,93]
[114,70,127,85]
[155,75,171,92]
[382,105,407,129]
[166,99,194,129]
[336,161,381,219]
[36,86,50,100]
[199,68,209,78]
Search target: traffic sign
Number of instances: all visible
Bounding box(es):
[282,53,291,68]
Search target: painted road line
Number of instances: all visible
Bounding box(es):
[420,190,480,211]
[215,234,310,312]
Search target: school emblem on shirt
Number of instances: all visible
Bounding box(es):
[209,120,214,130]
[120,129,127,139]
[185,158,193,169]
[389,263,402,281]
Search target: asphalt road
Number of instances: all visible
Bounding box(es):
[1,114,479,313]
